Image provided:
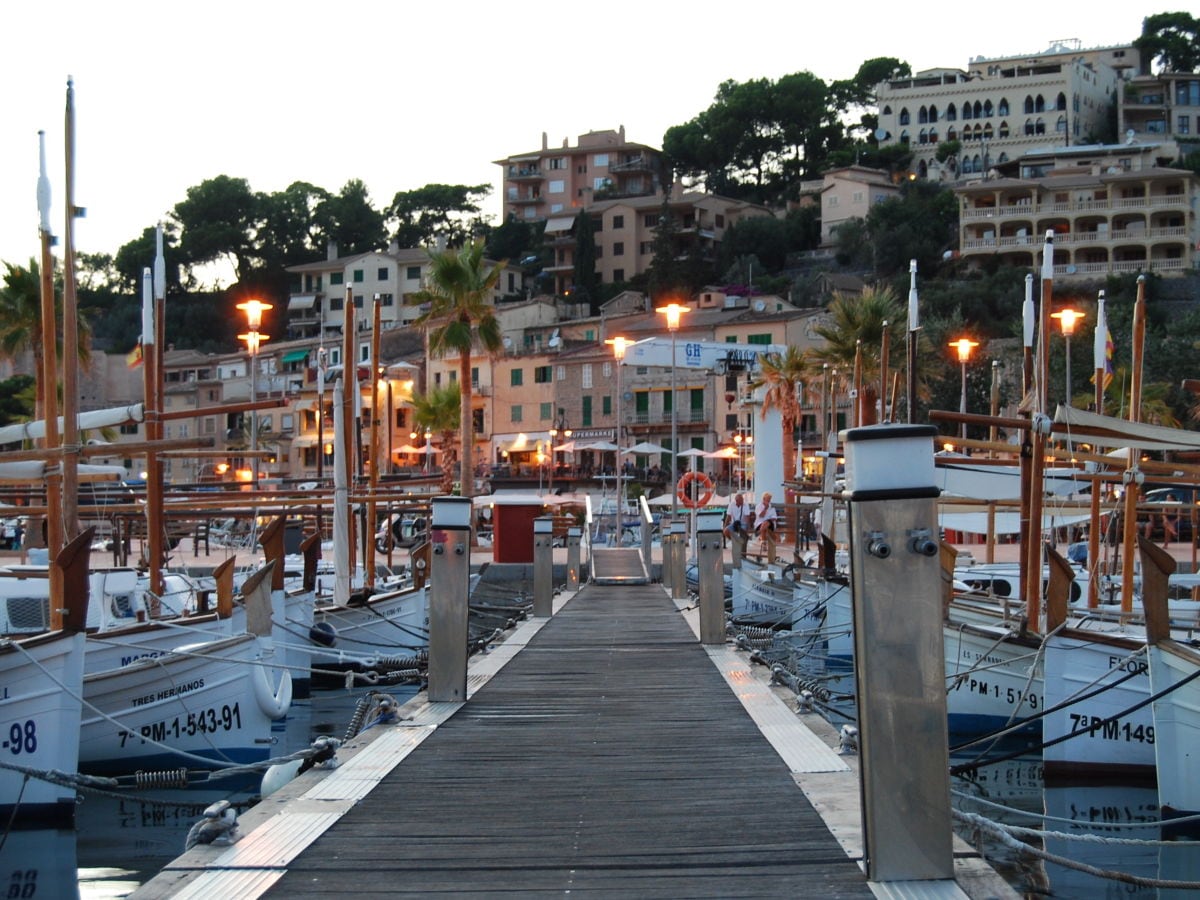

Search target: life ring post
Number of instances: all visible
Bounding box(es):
[677,471,715,509]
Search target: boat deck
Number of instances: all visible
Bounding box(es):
[135,580,1007,899]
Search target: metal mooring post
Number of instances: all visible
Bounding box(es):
[566,526,581,590]
[696,510,725,644]
[428,496,472,703]
[660,518,674,591]
[730,520,745,569]
[639,496,653,574]
[670,521,688,601]
[533,516,554,617]
[844,424,953,882]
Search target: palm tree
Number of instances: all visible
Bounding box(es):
[811,286,906,425]
[410,383,462,494]
[752,345,812,488]
[409,241,504,497]
[0,258,92,423]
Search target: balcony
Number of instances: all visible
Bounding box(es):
[961,193,1189,221]
[609,155,655,174]
[509,193,542,205]
[962,226,1190,251]
[506,166,543,181]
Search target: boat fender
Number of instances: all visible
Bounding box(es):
[254,666,293,720]
[184,800,240,850]
[309,621,337,647]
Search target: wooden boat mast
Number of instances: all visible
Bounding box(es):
[1120,275,1148,615]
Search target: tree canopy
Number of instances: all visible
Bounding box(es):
[1135,12,1200,73]
[388,184,490,249]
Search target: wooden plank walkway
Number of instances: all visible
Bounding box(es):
[265,582,872,898]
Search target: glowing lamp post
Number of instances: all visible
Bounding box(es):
[605,335,629,503]
[236,299,272,485]
[655,303,688,518]
[1051,308,1085,407]
[548,415,571,495]
[949,338,978,441]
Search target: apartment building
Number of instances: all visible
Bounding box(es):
[807,166,900,246]
[877,40,1134,182]
[544,188,774,295]
[494,127,664,224]
[1120,72,1200,153]
[285,243,522,343]
[955,141,1199,279]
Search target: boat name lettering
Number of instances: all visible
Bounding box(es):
[119,702,242,747]
[1108,656,1148,676]
[960,650,1005,665]
[130,678,206,708]
[1067,713,1154,744]
[120,650,166,667]
[949,677,1040,709]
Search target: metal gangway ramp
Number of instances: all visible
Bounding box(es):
[588,494,652,584]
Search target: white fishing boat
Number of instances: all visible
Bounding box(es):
[1139,539,1200,822]
[0,531,91,827]
[77,564,291,776]
[308,583,429,688]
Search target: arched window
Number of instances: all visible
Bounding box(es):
[998,98,1010,116]
[919,106,929,124]
[973,154,982,172]
[1035,94,1045,113]
[973,100,983,118]
[947,127,958,141]
[997,152,1008,163]
[974,124,984,140]
[1035,118,1045,135]
[1056,115,1067,133]
[961,155,973,174]
[983,99,994,118]
[918,127,928,144]
[928,104,939,123]
[1024,119,1035,135]
[899,107,910,125]
[1056,92,1067,111]
[983,123,994,139]
[883,105,893,115]
[946,103,958,121]
[929,127,938,142]
[918,159,928,178]
[900,129,910,144]
[963,103,973,120]
[998,121,1010,138]
[1024,95,1034,114]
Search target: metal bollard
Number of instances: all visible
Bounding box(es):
[427,496,472,703]
[660,518,674,591]
[844,425,953,882]
[730,525,745,569]
[670,521,688,601]
[533,516,554,617]
[566,526,581,590]
[696,511,724,644]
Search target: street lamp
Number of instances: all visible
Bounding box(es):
[605,335,629,501]
[236,298,272,486]
[733,429,754,493]
[1051,308,1084,406]
[655,302,688,518]
[949,338,979,441]
[411,428,434,473]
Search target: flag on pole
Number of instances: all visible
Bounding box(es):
[126,341,143,369]
[1091,292,1113,390]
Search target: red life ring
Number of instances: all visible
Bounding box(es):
[677,471,715,509]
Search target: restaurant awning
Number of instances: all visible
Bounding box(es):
[280,349,310,364]
[544,216,575,234]
[287,295,316,311]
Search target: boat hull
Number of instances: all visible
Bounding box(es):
[79,633,288,776]
[1148,641,1200,819]
[0,631,86,827]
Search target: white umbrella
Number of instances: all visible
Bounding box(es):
[677,448,707,458]
[579,440,618,452]
[623,442,666,455]
[555,440,579,453]
[416,443,442,454]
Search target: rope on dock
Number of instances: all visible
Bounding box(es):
[955,809,1200,890]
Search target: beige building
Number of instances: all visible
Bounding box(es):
[494,127,664,224]
[877,40,1134,182]
[814,166,900,246]
[955,142,1199,279]
[1120,72,1200,152]
[544,188,773,295]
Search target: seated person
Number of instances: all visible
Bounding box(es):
[754,493,778,545]
[723,493,751,544]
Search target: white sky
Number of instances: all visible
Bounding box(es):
[0,2,1152,277]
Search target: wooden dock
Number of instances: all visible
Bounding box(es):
[135,581,1013,899]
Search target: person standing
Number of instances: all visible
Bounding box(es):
[755,492,779,556]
